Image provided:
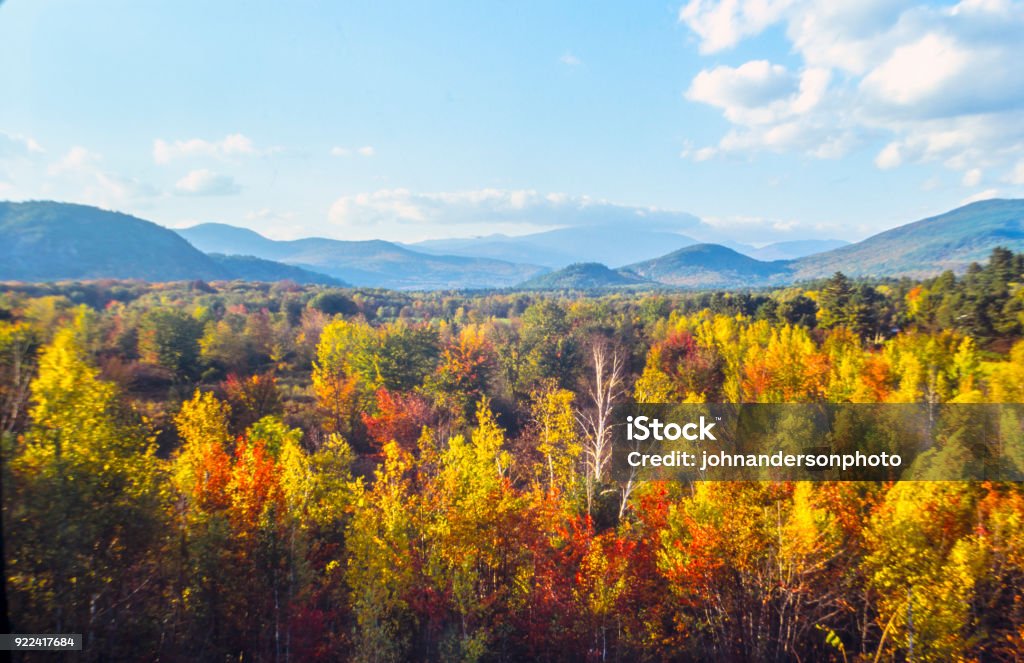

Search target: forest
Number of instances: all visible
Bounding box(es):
[2,247,1024,661]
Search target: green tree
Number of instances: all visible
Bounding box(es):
[139,308,203,378]
[521,300,579,388]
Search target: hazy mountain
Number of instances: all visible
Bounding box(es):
[790,199,1024,280]
[208,254,345,285]
[747,239,849,261]
[7,198,1021,290]
[179,223,546,289]
[0,201,230,281]
[517,262,651,290]
[621,200,1024,288]
[0,201,352,285]
[624,244,790,288]
[177,222,286,258]
[409,225,699,268]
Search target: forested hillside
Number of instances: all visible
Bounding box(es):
[3,248,1024,661]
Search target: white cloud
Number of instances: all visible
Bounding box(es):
[875,142,903,169]
[0,131,43,158]
[700,212,850,241]
[859,33,969,107]
[324,188,851,244]
[328,188,705,239]
[687,61,797,122]
[959,187,1000,205]
[962,168,982,186]
[39,143,160,208]
[679,0,1024,182]
[153,133,269,164]
[174,169,241,196]
[1010,160,1024,185]
[679,0,795,54]
[48,146,100,175]
[92,172,159,202]
[245,208,297,223]
[331,145,375,157]
[560,53,582,66]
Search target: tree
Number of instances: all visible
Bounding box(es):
[7,326,165,659]
[777,294,818,327]
[139,308,203,378]
[362,388,434,451]
[345,441,418,662]
[222,372,283,432]
[636,331,724,403]
[426,325,496,423]
[370,322,440,393]
[818,272,876,335]
[529,380,581,497]
[575,339,626,518]
[0,322,37,434]
[312,319,375,438]
[521,300,579,388]
[309,291,359,317]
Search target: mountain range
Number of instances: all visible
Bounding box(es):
[177,223,544,289]
[0,201,341,285]
[408,228,847,267]
[408,226,701,268]
[0,199,1022,290]
[525,199,1024,290]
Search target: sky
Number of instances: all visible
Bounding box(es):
[0,0,1022,245]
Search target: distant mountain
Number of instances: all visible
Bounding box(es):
[0,201,351,285]
[409,225,699,268]
[179,223,545,289]
[747,239,849,261]
[177,222,285,258]
[790,199,1024,280]
[517,262,651,289]
[624,244,790,288]
[0,201,229,281]
[7,198,1022,290]
[208,254,345,285]
[619,201,1024,289]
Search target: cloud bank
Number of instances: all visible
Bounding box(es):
[153,133,271,164]
[174,169,241,196]
[326,188,844,243]
[679,0,1024,189]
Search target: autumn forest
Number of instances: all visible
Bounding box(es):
[4,248,1024,662]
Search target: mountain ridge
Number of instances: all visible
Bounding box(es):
[178,223,546,289]
[517,262,652,289]
[520,200,1024,289]
[0,201,342,285]
[407,224,701,268]
[4,198,1023,290]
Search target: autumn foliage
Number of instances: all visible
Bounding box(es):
[4,260,1024,661]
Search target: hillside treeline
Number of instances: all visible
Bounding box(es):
[2,248,1024,661]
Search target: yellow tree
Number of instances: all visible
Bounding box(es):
[421,399,528,660]
[312,318,374,436]
[345,441,418,663]
[863,482,983,661]
[7,325,165,657]
[530,380,582,498]
[989,340,1024,402]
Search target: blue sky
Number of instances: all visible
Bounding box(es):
[1,0,1022,244]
